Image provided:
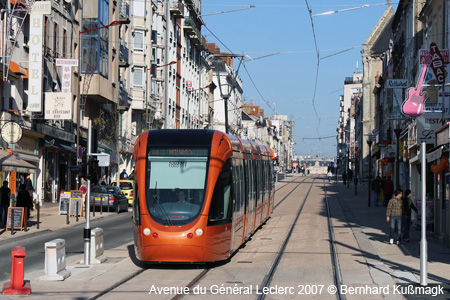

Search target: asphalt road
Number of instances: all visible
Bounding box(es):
[0,211,133,283]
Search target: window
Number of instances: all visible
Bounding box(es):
[54,23,59,57]
[208,159,232,225]
[62,29,67,58]
[133,67,144,88]
[133,31,144,53]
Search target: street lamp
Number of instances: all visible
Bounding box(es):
[367,134,373,207]
[208,54,246,134]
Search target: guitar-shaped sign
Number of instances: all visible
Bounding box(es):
[402,56,431,117]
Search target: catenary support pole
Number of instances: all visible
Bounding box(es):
[420,141,427,285]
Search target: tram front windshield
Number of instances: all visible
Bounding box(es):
[146,148,208,226]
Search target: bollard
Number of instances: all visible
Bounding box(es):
[11,209,14,235]
[107,196,110,212]
[100,197,103,215]
[76,202,79,222]
[37,203,40,229]
[66,203,69,225]
[80,227,106,264]
[24,209,27,231]
[40,239,71,281]
[2,246,31,294]
[93,197,95,217]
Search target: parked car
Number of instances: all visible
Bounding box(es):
[111,180,134,205]
[90,185,128,213]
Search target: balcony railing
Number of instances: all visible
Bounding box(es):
[190,28,207,51]
[119,80,129,109]
[119,0,130,23]
[169,0,184,17]
[119,42,129,67]
[183,16,195,34]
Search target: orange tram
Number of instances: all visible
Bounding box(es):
[132,129,276,263]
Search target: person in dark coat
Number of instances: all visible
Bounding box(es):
[402,189,418,242]
[383,176,394,207]
[372,176,381,206]
[25,174,34,197]
[16,184,33,220]
[0,181,11,227]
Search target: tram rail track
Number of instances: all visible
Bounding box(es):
[257,178,344,300]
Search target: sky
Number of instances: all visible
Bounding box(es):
[201,0,399,158]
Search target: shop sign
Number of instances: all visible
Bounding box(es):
[408,114,445,148]
[27,2,51,112]
[436,124,449,147]
[37,124,75,143]
[386,79,408,88]
[44,92,73,120]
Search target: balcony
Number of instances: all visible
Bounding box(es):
[118,80,130,110]
[119,42,129,67]
[170,0,184,18]
[183,16,196,34]
[119,0,130,24]
[189,28,207,51]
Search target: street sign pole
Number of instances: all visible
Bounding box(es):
[84,120,92,265]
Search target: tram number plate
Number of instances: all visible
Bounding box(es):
[169,161,187,168]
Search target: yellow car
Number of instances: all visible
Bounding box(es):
[111,180,134,205]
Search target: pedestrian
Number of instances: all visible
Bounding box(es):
[129,169,135,180]
[16,184,33,220]
[100,174,108,185]
[342,171,347,185]
[0,181,11,227]
[372,175,381,207]
[347,168,353,183]
[25,174,34,197]
[402,189,418,242]
[383,176,394,207]
[120,169,128,180]
[327,170,333,182]
[386,189,404,245]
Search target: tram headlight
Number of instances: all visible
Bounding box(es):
[143,228,151,236]
[195,228,204,237]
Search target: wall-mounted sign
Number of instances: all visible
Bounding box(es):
[27,1,51,112]
[386,79,408,89]
[429,43,445,84]
[1,121,23,144]
[56,59,78,93]
[44,92,73,120]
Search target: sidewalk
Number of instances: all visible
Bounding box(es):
[0,201,121,242]
[332,179,450,288]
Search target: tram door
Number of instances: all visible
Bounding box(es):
[244,159,255,237]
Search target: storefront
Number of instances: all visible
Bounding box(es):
[433,124,450,246]
[37,124,76,203]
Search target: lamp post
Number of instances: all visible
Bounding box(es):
[76,19,123,176]
[76,18,123,266]
[208,54,246,134]
[367,134,373,207]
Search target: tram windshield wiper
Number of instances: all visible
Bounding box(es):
[153,181,173,226]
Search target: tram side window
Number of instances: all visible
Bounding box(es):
[208,159,232,226]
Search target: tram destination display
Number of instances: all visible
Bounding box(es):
[6,207,24,231]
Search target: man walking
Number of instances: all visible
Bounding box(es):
[386,189,404,245]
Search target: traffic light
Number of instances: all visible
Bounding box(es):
[69,163,88,179]
[87,157,99,182]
